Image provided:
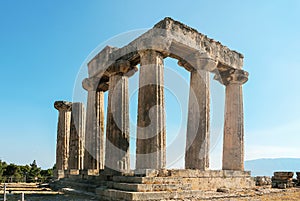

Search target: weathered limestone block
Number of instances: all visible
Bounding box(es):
[271,172,295,188]
[255,176,272,186]
[68,102,85,171]
[88,18,243,81]
[88,46,119,77]
[185,69,210,170]
[136,50,166,170]
[105,61,130,172]
[54,101,72,175]
[218,69,248,171]
[82,77,105,172]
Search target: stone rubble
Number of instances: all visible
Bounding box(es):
[255,176,272,186]
[297,172,300,186]
[271,172,295,189]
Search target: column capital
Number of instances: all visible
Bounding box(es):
[178,52,218,72]
[107,60,132,75]
[138,50,164,65]
[54,101,72,111]
[215,69,248,86]
[82,77,101,91]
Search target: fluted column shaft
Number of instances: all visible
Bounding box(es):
[221,69,248,171]
[82,78,105,172]
[54,101,72,172]
[105,69,130,172]
[136,50,166,169]
[185,69,210,170]
[68,102,85,171]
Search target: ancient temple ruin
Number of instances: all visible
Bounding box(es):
[53,17,253,200]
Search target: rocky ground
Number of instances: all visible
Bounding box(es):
[197,187,300,201]
[1,187,300,201]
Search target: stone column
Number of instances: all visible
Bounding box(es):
[54,101,72,178]
[220,69,248,171]
[136,50,166,169]
[185,69,210,170]
[105,61,130,172]
[68,102,85,174]
[82,77,105,174]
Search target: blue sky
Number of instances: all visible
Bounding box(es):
[0,1,299,169]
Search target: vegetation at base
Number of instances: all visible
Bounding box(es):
[0,160,54,183]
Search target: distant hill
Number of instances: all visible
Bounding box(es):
[245,158,300,177]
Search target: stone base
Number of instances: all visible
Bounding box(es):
[96,169,255,201]
[80,169,99,176]
[67,169,80,175]
[54,170,65,179]
[51,169,254,201]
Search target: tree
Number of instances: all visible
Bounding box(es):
[27,160,41,182]
[0,160,7,182]
[19,165,30,182]
[3,163,20,182]
[40,168,53,183]
[0,160,53,183]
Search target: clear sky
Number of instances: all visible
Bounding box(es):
[0,1,299,169]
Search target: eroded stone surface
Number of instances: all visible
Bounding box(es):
[136,50,166,170]
[221,70,248,171]
[185,69,210,170]
[105,70,130,172]
[54,101,72,177]
[68,102,85,172]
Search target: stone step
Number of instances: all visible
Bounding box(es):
[59,180,98,192]
[112,176,185,184]
[107,181,192,192]
[96,188,206,201]
[66,175,108,185]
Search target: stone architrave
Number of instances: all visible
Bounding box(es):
[68,102,85,172]
[105,61,130,172]
[185,69,210,170]
[54,101,72,174]
[82,77,105,172]
[219,69,248,171]
[136,50,166,170]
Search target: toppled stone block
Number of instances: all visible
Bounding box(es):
[271,172,295,188]
[274,172,293,178]
[255,176,272,186]
[296,172,300,186]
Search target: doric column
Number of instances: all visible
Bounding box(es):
[68,102,85,173]
[185,69,210,170]
[82,77,105,173]
[136,50,166,169]
[54,101,72,177]
[218,69,248,171]
[105,61,130,172]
